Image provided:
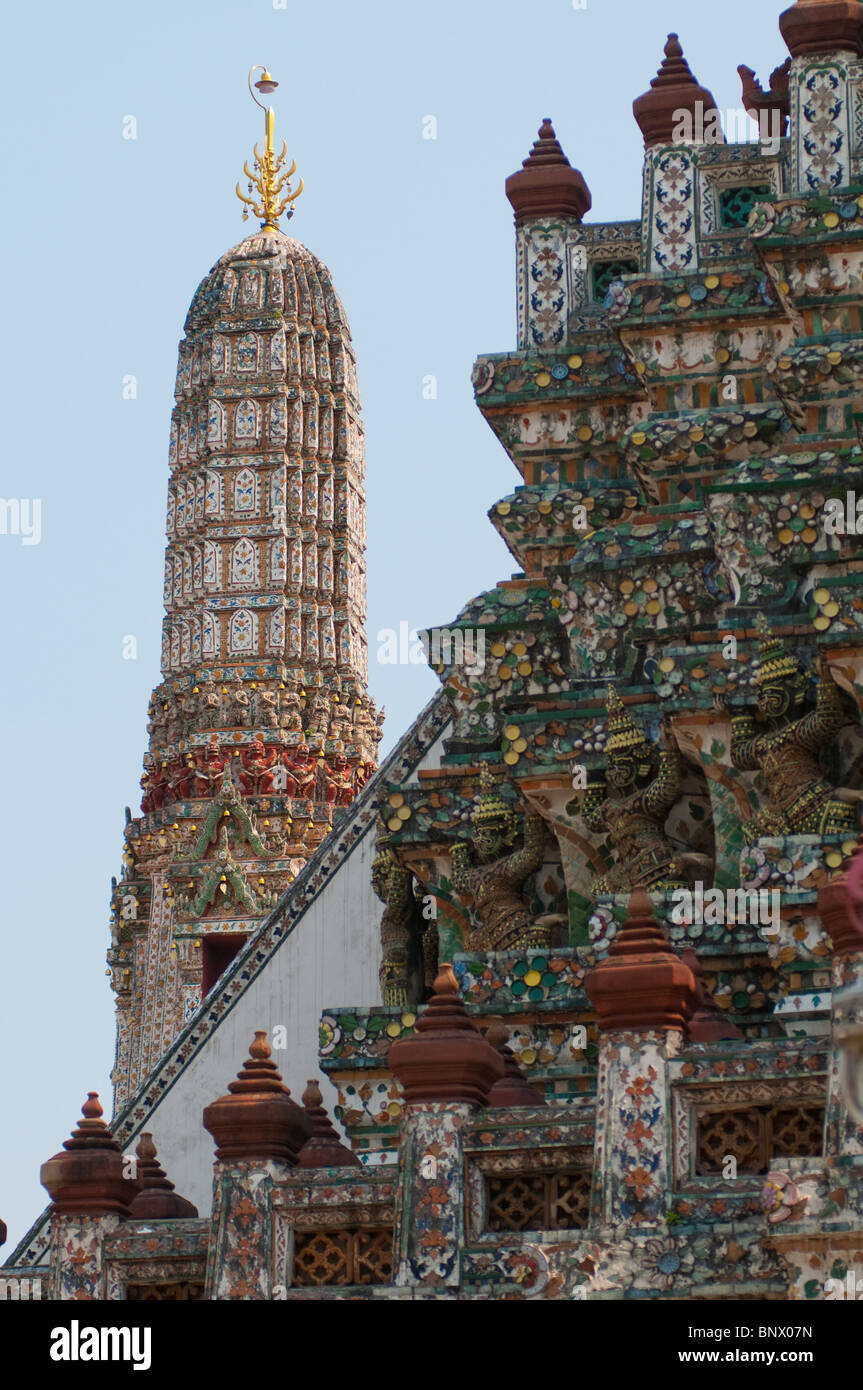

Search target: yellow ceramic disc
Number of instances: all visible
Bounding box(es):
[491,642,507,658]
[503,749,519,765]
[677,293,692,308]
[778,527,794,544]
[635,361,647,375]
[824,212,840,229]
[397,805,412,820]
[499,665,512,680]
[778,357,792,370]
[814,615,831,630]
[801,528,818,544]
[537,501,552,514]
[631,431,646,445]
[524,970,542,987]
[568,354,583,369]
[827,350,843,365]
[387,817,402,832]
[497,501,511,516]
[822,601,840,617]
[513,737,528,752]
[799,503,815,519]
[513,641,527,656]
[778,281,790,295]
[504,724,521,740]
[536,371,551,386]
[813,587,830,604]
[645,599,661,615]
[642,577,658,593]
[577,424,594,442]
[386,1022,402,1038]
[620,578,635,594]
[623,600,639,617]
[715,347,731,364]
[704,275,720,290]
[520,1049,537,1066]
[659,656,675,673]
[826,850,843,867]
[517,661,532,677]
[389,791,404,808]
[689,427,704,442]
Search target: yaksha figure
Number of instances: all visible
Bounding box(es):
[372,817,418,1008]
[720,629,858,839]
[451,763,548,951]
[581,687,686,894]
[371,818,435,1008]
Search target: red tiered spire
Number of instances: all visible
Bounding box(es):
[505,119,592,225]
[202,1030,312,1162]
[633,34,721,149]
[297,1080,361,1168]
[128,1133,199,1218]
[388,965,504,1106]
[780,0,863,58]
[40,1092,141,1217]
[584,891,697,1033]
[486,1020,548,1108]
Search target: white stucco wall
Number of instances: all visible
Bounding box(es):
[142,823,384,1215]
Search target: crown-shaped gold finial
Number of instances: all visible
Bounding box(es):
[235,66,303,230]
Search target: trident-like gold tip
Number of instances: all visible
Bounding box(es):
[236,74,303,229]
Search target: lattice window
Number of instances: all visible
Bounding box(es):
[486,1170,591,1233]
[718,185,771,229]
[696,1103,823,1175]
[592,259,639,301]
[551,1171,592,1230]
[293,1228,392,1287]
[771,1105,824,1157]
[125,1282,204,1300]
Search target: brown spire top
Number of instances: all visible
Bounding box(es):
[584,891,697,1033]
[505,119,592,225]
[388,964,504,1106]
[40,1092,141,1216]
[737,60,790,135]
[296,1080,361,1168]
[203,1031,312,1163]
[486,1021,548,1108]
[633,34,721,149]
[682,947,743,1044]
[780,0,863,59]
[128,1133,199,1219]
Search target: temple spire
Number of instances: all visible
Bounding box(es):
[505,118,591,224]
[633,33,721,149]
[235,65,303,229]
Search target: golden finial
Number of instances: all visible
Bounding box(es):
[235,66,304,230]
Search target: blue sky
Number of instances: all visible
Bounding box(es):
[0,0,784,1250]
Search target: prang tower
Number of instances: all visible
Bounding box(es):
[108,69,381,1109]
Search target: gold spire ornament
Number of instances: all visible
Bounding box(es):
[235,66,303,230]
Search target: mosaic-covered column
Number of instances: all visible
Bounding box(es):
[40,1093,140,1300]
[780,0,863,194]
[818,855,863,1154]
[633,34,721,277]
[585,891,696,1228]
[203,1031,311,1299]
[388,967,503,1287]
[505,119,592,350]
